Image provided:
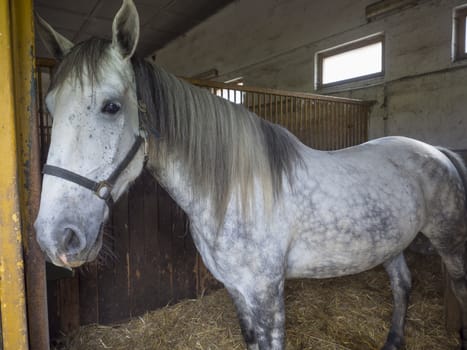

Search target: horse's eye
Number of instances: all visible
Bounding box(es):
[102,102,121,115]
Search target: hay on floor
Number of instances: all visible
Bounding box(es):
[59,252,460,350]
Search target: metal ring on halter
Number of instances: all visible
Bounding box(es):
[95,181,113,200]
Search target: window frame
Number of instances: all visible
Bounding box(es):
[316,34,385,89]
[454,7,467,61]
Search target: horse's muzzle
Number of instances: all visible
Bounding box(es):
[35,219,102,268]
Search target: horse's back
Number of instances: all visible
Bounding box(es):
[284,136,464,279]
[319,136,442,169]
[300,136,459,194]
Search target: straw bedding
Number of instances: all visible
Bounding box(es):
[58,252,459,350]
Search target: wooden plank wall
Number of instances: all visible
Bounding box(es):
[74,171,200,325]
[36,63,371,337]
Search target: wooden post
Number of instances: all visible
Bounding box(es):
[0,0,29,348]
[11,0,51,349]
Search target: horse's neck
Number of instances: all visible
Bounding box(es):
[146,151,192,209]
[146,141,215,216]
[148,148,225,242]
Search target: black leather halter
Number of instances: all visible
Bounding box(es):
[42,135,144,207]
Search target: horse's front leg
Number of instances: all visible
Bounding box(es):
[228,289,258,349]
[227,279,286,350]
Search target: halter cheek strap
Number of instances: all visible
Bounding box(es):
[42,135,144,207]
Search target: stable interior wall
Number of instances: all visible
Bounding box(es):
[154,0,467,149]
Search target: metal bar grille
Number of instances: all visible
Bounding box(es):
[189,79,371,150]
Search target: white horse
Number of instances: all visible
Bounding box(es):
[34,1,467,349]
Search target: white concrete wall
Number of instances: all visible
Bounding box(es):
[155,0,467,149]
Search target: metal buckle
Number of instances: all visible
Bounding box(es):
[95,181,113,200]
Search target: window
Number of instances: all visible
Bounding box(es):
[316,35,384,88]
[454,7,467,60]
[216,78,244,104]
[216,85,244,104]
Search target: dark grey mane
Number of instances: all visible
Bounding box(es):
[50,37,303,222]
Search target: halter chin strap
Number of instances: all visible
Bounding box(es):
[43,135,144,207]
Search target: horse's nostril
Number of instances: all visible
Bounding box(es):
[63,227,82,252]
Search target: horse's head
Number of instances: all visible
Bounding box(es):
[34,0,145,268]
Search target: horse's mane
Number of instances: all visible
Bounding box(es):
[50,37,303,223]
[133,57,303,220]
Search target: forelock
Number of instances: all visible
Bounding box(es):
[49,37,131,92]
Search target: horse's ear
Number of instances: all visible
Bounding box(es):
[112,0,140,60]
[35,14,74,60]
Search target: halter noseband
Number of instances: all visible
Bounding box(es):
[42,135,144,207]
